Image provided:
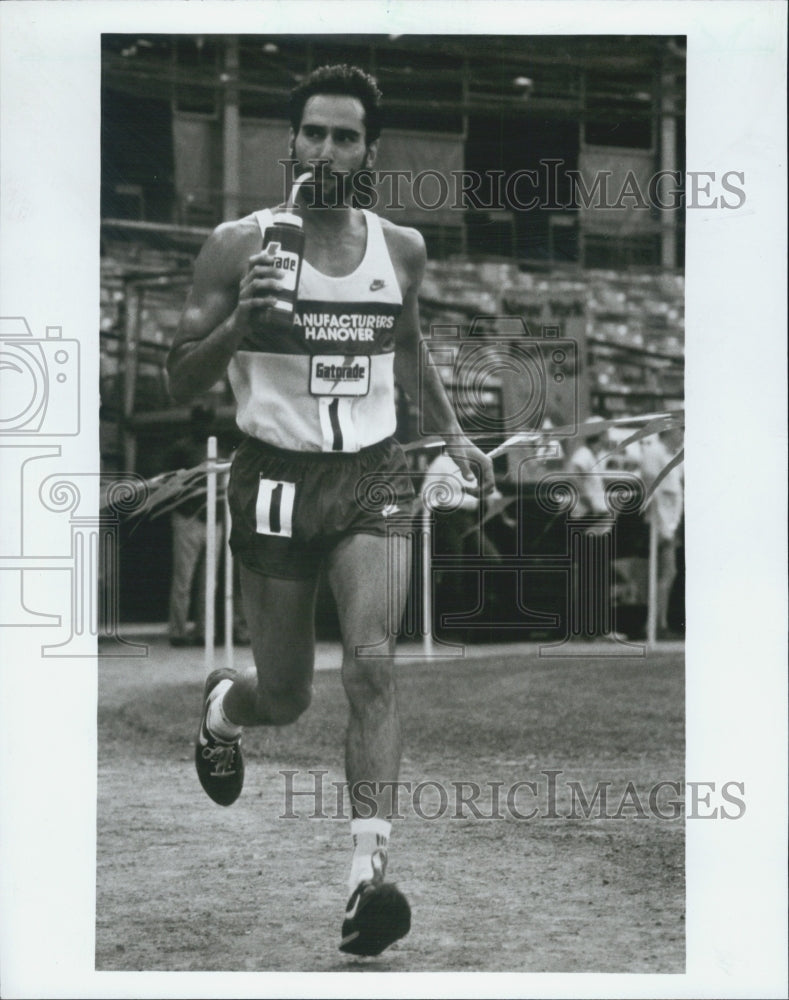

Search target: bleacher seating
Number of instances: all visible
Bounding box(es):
[100,237,684,467]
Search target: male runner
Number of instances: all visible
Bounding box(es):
[167,64,494,957]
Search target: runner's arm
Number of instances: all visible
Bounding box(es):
[392,229,495,494]
[166,223,282,402]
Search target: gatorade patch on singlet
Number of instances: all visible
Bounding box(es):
[309,355,371,397]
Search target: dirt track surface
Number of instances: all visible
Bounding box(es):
[97,640,684,972]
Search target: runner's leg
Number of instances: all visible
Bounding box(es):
[194,561,318,806]
[220,562,319,726]
[327,531,411,819]
[329,530,413,953]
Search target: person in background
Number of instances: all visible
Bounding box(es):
[504,415,565,486]
[639,431,684,638]
[166,404,222,647]
[566,415,612,520]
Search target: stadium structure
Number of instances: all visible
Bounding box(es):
[99,34,685,635]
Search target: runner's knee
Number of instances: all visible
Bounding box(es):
[342,657,396,712]
[259,684,312,725]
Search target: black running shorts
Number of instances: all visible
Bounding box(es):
[228,435,416,580]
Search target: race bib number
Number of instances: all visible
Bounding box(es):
[255,478,296,537]
[309,355,370,397]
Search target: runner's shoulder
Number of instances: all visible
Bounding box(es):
[205,214,262,259]
[196,214,263,282]
[378,217,426,277]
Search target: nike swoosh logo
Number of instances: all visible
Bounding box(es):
[345,887,365,920]
[369,279,386,291]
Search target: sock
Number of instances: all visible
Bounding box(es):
[348,817,391,891]
[206,679,243,741]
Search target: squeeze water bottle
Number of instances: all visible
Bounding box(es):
[261,171,311,330]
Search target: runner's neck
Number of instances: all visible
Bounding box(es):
[297,201,359,239]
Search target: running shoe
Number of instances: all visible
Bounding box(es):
[339,849,411,956]
[195,669,244,806]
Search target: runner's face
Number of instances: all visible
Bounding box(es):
[291,94,375,203]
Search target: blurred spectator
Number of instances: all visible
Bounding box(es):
[639,432,684,637]
[166,405,222,646]
[605,424,642,473]
[567,416,611,519]
[565,416,624,638]
[604,419,650,634]
[166,406,251,646]
[505,416,565,485]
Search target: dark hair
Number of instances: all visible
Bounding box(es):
[289,64,383,144]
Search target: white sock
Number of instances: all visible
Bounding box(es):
[206,679,242,741]
[348,817,391,890]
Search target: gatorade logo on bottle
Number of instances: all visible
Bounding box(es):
[264,242,300,294]
[262,209,305,328]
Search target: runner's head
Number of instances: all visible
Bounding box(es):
[288,65,382,206]
[289,64,383,146]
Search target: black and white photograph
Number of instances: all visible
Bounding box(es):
[96,30,690,972]
[0,3,786,998]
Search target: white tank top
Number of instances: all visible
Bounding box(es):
[228,209,404,453]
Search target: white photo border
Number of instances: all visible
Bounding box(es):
[0,2,786,998]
